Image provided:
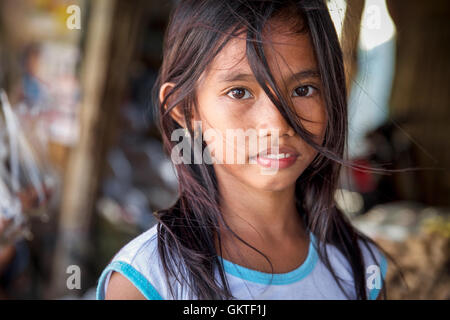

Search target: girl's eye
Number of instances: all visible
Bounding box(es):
[293,85,317,97]
[226,87,252,100]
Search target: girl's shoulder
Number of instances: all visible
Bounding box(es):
[96,226,388,300]
[96,223,173,300]
[320,236,388,299]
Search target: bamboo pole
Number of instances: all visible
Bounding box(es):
[386,0,450,206]
[49,0,148,298]
[48,0,116,298]
[340,0,365,94]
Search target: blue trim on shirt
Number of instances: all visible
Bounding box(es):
[220,232,319,285]
[368,253,388,300]
[96,261,163,300]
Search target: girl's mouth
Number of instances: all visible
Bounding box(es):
[254,152,299,169]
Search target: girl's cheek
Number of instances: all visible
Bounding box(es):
[295,102,327,138]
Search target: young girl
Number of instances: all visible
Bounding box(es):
[96,0,389,300]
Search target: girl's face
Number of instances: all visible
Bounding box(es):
[195,20,327,192]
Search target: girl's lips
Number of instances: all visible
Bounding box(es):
[249,146,301,169]
[255,153,299,169]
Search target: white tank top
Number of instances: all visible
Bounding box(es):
[96,224,387,300]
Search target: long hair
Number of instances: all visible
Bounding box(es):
[151,0,392,299]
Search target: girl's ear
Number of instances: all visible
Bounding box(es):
[159,82,186,128]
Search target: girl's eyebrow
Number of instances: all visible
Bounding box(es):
[218,69,320,85]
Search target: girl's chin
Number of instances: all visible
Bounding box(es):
[211,162,302,191]
[252,181,296,193]
[245,172,300,192]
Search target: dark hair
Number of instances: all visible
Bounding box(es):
[151,0,394,299]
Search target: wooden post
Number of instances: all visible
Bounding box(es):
[49,0,147,298]
[386,0,450,206]
[341,0,365,94]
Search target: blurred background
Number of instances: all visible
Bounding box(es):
[0,0,448,300]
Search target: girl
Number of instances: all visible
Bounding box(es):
[97,0,390,300]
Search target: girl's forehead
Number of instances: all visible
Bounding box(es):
[204,28,317,84]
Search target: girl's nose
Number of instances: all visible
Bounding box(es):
[255,93,296,138]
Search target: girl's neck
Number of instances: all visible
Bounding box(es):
[217,174,306,241]
[214,171,310,273]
